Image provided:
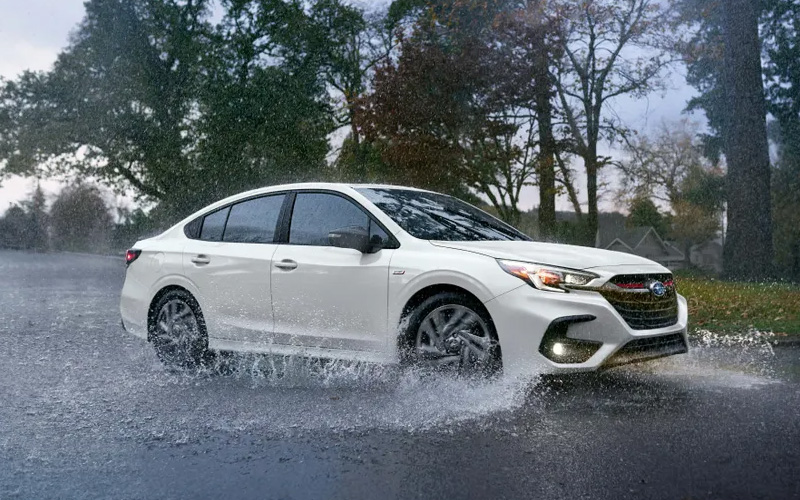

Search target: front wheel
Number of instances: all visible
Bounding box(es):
[402,292,502,376]
[149,290,210,370]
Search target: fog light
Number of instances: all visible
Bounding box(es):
[539,315,602,364]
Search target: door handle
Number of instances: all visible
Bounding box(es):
[191,254,211,265]
[274,259,298,271]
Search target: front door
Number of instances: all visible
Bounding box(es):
[270,192,394,352]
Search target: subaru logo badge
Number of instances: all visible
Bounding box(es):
[649,281,667,297]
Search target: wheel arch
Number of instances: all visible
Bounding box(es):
[396,283,498,351]
[399,284,486,323]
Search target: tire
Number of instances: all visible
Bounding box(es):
[401,291,502,376]
[149,289,211,371]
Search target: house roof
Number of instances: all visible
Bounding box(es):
[599,226,652,250]
[597,221,685,262]
[596,213,639,248]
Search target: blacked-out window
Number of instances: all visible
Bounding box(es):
[369,219,390,246]
[289,193,369,246]
[184,218,202,239]
[223,195,285,244]
[200,207,229,241]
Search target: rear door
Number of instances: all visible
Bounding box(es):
[182,193,286,343]
[270,191,395,352]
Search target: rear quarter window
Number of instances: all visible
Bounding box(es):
[200,207,229,241]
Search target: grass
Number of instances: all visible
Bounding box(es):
[675,272,800,337]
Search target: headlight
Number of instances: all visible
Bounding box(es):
[497,260,599,293]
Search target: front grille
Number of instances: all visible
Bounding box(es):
[599,274,679,330]
[604,333,688,367]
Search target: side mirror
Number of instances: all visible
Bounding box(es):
[328,226,371,253]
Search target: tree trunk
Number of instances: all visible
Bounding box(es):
[534,28,556,241]
[555,151,583,219]
[585,150,599,247]
[721,0,774,280]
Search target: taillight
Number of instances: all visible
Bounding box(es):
[125,249,142,266]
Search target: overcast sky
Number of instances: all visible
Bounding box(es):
[0,0,702,215]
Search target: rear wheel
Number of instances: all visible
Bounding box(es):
[149,290,210,370]
[403,292,501,376]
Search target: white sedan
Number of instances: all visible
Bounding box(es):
[120,183,688,377]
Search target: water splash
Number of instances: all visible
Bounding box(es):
[183,352,539,433]
[619,329,782,388]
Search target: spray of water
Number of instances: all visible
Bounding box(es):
[616,329,782,388]
[184,351,540,433]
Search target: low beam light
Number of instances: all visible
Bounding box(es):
[552,342,566,356]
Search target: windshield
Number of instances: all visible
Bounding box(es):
[356,188,531,242]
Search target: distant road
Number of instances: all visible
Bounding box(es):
[1,250,798,500]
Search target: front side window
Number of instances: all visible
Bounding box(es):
[289,193,369,246]
[356,188,530,242]
[200,207,230,241]
[223,194,285,244]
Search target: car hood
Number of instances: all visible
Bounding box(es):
[430,240,661,271]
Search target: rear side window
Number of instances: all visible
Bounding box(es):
[200,207,229,241]
[223,195,285,244]
[289,193,369,246]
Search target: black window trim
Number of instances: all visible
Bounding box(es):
[183,189,399,249]
[186,190,291,244]
[283,189,400,249]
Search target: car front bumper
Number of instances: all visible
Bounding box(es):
[484,284,689,378]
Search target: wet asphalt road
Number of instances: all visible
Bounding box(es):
[0,250,799,500]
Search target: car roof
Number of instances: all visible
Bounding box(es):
[253,182,434,193]
[227,182,433,195]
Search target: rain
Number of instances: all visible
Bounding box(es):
[1,1,799,499]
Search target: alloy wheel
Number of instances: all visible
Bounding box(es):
[152,298,204,368]
[415,304,497,372]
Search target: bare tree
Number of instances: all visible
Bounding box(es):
[466,112,539,227]
[618,120,726,266]
[552,0,674,244]
[497,0,562,238]
[617,120,714,207]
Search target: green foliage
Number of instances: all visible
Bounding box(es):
[771,121,800,281]
[49,185,113,252]
[334,136,391,183]
[675,0,775,280]
[763,0,800,126]
[618,121,725,256]
[0,0,790,268]
[0,0,212,204]
[0,0,338,213]
[763,0,800,281]
[0,185,49,251]
[672,0,728,160]
[627,197,669,236]
[356,0,544,224]
[0,206,36,250]
[111,208,165,250]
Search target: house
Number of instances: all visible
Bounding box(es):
[596,217,686,271]
[690,238,724,274]
[520,208,718,272]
